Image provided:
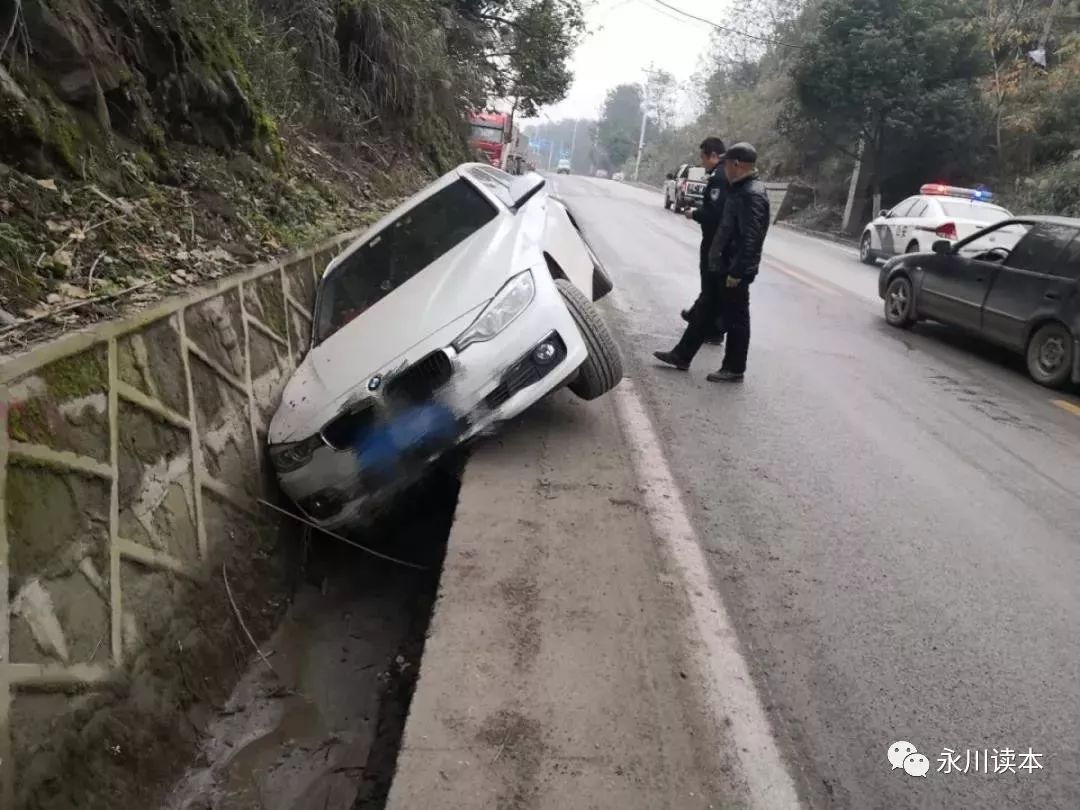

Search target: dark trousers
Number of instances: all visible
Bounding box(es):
[674,279,751,373]
[687,264,724,337]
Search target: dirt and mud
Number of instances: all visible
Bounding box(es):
[159,464,461,810]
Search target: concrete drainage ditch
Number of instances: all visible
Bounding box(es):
[165,463,462,810]
[0,231,462,809]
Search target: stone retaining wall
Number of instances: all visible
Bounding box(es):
[0,230,360,806]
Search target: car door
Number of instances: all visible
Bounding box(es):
[917,232,1006,331]
[893,199,930,252]
[981,222,1080,350]
[876,198,917,256]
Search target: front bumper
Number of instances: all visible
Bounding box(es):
[274,276,588,530]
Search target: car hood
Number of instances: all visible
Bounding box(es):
[269,189,549,443]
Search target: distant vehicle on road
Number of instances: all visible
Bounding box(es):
[612,172,625,182]
[860,184,1013,264]
[595,170,609,179]
[556,158,571,175]
[663,164,707,213]
[269,164,621,529]
[879,216,1080,388]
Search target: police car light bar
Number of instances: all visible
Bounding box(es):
[920,183,993,201]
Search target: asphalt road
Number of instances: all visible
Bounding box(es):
[551,174,1080,810]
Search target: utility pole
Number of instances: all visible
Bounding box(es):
[635,63,660,182]
[569,119,579,170]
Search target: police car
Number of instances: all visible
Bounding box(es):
[859,184,1014,264]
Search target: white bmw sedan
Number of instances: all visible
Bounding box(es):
[268,164,622,529]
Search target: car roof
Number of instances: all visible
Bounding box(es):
[1014,214,1080,226]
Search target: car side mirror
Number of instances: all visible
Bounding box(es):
[666,173,674,180]
[931,240,951,254]
[878,209,890,218]
[509,172,545,210]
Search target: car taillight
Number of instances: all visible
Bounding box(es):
[935,222,957,240]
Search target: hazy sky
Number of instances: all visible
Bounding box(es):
[521,0,723,125]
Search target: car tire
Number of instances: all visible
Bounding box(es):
[674,195,683,213]
[556,278,624,400]
[905,240,920,254]
[859,232,876,265]
[884,275,915,329]
[1026,322,1074,389]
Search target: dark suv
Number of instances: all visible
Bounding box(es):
[878,216,1080,388]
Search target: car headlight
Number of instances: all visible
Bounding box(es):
[452,270,535,352]
[269,433,325,473]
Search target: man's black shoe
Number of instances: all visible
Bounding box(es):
[680,309,691,323]
[654,350,690,370]
[706,369,744,383]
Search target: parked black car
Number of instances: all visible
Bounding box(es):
[878,216,1080,388]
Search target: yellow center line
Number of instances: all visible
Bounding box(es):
[764,260,839,297]
[1051,399,1080,418]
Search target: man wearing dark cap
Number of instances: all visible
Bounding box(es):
[654,142,770,382]
[681,136,728,345]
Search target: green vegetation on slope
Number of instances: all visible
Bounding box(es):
[0,0,585,343]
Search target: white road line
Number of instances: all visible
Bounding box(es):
[612,377,802,810]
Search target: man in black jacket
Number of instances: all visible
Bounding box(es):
[654,142,770,382]
[682,137,728,344]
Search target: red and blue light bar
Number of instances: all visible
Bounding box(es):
[920,183,993,201]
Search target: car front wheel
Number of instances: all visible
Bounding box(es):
[859,232,875,265]
[884,275,915,328]
[555,278,624,400]
[1026,322,1074,389]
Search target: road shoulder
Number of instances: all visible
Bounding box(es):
[386,391,745,810]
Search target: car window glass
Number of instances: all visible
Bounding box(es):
[679,166,689,179]
[889,199,917,218]
[469,167,514,207]
[958,223,1031,257]
[1049,231,1080,279]
[1006,223,1078,272]
[314,179,497,344]
[939,201,1012,222]
[907,201,929,218]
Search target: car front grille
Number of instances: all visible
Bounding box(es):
[385,350,453,404]
[321,399,381,452]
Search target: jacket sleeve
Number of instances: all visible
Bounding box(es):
[705,199,736,273]
[728,190,770,278]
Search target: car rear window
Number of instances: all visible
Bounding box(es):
[313,179,497,344]
[939,201,1011,222]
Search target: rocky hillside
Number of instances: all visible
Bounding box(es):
[0,0,473,350]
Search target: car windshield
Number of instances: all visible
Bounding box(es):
[469,124,503,143]
[313,179,497,345]
[939,201,1011,222]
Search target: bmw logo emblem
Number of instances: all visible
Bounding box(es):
[368,375,382,392]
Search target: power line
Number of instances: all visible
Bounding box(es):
[643,0,808,50]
